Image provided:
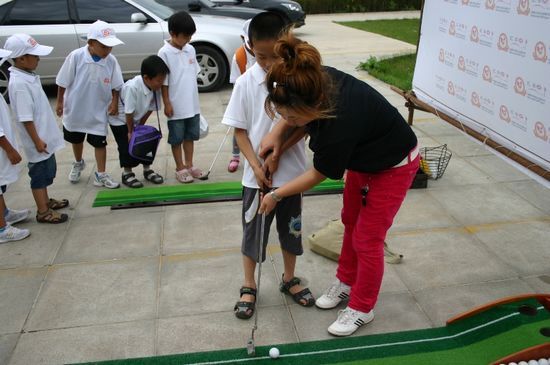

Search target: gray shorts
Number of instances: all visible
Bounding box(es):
[241,186,303,262]
[167,114,200,145]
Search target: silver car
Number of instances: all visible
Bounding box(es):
[0,0,245,97]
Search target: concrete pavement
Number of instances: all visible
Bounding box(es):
[0,11,549,365]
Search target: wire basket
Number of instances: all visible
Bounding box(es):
[419,144,452,180]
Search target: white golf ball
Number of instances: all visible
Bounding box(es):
[269,347,280,359]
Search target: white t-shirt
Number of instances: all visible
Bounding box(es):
[158,41,200,120]
[8,67,65,163]
[56,46,124,136]
[109,75,159,127]
[0,97,21,187]
[222,63,306,189]
[229,48,255,84]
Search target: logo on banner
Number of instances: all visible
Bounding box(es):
[494,0,512,13]
[499,105,511,122]
[474,91,496,114]
[514,77,527,95]
[462,0,482,7]
[507,34,529,57]
[458,55,466,70]
[458,55,479,76]
[533,121,548,141]
[439,17,450,34]
[448,20,468,39]
[439,48,455,67]
[483,65,509,89]
[448,81,455,95]
[448,80,467,101]
[470,26,480,42]
[525,78,548,104]
[517,0,531,14]
[533,41,548,62]
[485,0,496,9]
[482,65,492,82]
[531,0,550,19]
[449,20,456,35]
[435,75,447,92]
[471,91,481,107]
[497,33,510,51]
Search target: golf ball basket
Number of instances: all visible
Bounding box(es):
[419,144,452,180]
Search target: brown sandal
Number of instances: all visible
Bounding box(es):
[36,209,68,224]
[47,198,69,210]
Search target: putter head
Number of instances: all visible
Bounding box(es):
[246,338,255,356]
[198,173,209,181]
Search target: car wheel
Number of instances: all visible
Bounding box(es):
[0,62,10,103]
[195,45,228,93]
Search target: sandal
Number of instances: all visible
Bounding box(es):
[227,157,240,173]
[188,167,207,179]
[121,172,143,188]
[234,286,257,319]
[36,209,68,224]
[175,168,193,183]
[143,169,164,184]
[279,275,315,307]
[47,198,69,210]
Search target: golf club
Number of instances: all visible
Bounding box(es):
[198,126,232,181]
[246,210,266,356]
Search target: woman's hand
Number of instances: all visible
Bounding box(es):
[253,164,271,191]
[259,191,278,215]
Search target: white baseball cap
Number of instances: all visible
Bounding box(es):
[87,20,124,47]
[3,34,53,58]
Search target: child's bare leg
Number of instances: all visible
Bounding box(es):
[171,144,184,171]
[0,196,7,228]
[183,140,194,168]
[282,249,308,302]
[95,146,107,173]
[242,254,257,302]
[72,142,84,162]
[31,188,49,214]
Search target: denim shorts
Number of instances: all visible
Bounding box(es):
[167,114,200,145]
[28,154,57,189]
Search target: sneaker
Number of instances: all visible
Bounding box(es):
[0,225,30,243]
[327,307,374,337]
[316,279,351,309]
[175,168,194,183]
[93,172,120,189]
[69,160,86,183]
[4,208,31,225]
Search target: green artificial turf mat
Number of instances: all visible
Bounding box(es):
[93,179,344,208]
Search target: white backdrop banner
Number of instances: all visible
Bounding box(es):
[413,0,550,170]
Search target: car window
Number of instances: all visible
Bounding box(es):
[75,0,154,23]
[132,0,174,20]
[2,0,71,25]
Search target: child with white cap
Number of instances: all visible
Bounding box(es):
[0,46,31,241]
[55,20,124,189]
[4,34,69,224]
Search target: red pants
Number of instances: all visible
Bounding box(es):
[337,155,419,313]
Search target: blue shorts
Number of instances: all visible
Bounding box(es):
[28,154,57,189]
[167,114,200,145]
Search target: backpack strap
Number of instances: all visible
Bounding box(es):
[235,45,247,75]
[153,90,162,137]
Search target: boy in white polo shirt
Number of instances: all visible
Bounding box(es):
[56,20,124,189]
[4,34,68,224]
[222,13,314,320]
[0,47,31,242]
[109,55,169,188]
[158,11,205,184]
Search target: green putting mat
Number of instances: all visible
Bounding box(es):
[93,179,344,209]
[76,297,550,365]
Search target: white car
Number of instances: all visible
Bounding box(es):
[0,0,245,97]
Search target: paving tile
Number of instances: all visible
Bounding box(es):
[522,274,550,293]
[157,307,297,355]
[428,184,544,226]
[414,279,535,326]
[0,334,18,365]
[466,154,532,182]
[422,155,493,188]
[26,258,158,331]
[390,230,517,291]
[54,210,163,264]
[503,180,550,215]
[9,320,155,365]
[433,134,494,157]
[0,268,46,334]
[412,119,464,137]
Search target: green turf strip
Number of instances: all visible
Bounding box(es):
[92,179,344,208]
[77,298,550,365]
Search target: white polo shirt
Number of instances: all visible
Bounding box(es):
[222,63,306,189]
[0,97,21,187]
[109,75,159,127]
[56,46,124,136]
[158,41,200,120]
[8,67,65,163]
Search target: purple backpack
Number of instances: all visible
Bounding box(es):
[128,92,162,164]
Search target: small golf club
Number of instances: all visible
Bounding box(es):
[198,126,232,180]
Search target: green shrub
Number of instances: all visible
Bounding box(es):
[297,0,421,14]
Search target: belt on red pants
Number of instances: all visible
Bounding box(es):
[392,145,419,168]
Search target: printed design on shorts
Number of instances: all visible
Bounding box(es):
[288,215,302,238]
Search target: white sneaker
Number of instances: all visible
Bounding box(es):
[328,307,374,337]
[93,172,120,189]
[69,160,86,183]
[4,208,31,225]
[0,224,31,243]
[316,279,351,309]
